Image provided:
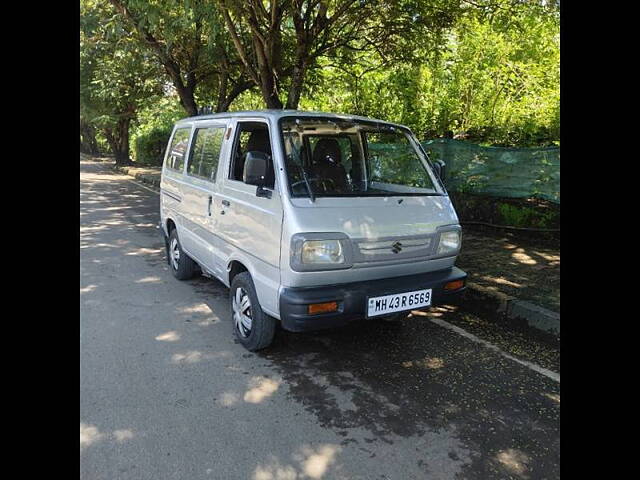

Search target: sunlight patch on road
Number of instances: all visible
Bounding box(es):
[252,444,341,480]
[80,423,104,451]
[170,350,231,364]
[495,448,530,476]
[218,392,240,407]
[156,331,180,342]
[544,392,560,403]
[297,444,341,479]
[180,303,213,315]
[113,429,134,442]
[179,302,220,325]
[244,376,280,404]
[125,247,162,256]
[512,249,537,265]
[171,350,207,364]
[80,285,97,294]
[136,276,162,284]
[253,458,297,480]
[402,356,444,370]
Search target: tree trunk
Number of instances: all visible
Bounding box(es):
[80,121,100,155]
[174,80,198,116]
[104,117,132,165]
[179,91,198,117]
[256,61,283,109]
[286,60,307,110]
[114,117,131,165]
[215,71,229,112]
[263,89,284,109]
[217,79,254,112]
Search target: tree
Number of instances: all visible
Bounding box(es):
[108,0,254,115]
[81,0,162,164]
[80,117,100,155]
[217,0,465,110]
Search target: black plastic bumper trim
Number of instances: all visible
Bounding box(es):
[279,266,467,332]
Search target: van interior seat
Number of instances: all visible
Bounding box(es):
[311,138,348,191]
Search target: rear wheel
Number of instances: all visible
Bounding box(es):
[230,272,276,351]
[168,229,197,280]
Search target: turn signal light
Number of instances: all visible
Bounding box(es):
[444,279,465,291]
[308,302,338,315]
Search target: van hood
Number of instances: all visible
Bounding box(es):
[288,195,459,239]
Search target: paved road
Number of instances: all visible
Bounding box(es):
[80,161,559,480]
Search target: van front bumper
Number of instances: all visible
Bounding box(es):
[279,266,467,332]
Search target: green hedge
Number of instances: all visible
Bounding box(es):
[134,125,172,166]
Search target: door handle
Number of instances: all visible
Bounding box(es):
[221,200,231,207]
[207,196,213,216]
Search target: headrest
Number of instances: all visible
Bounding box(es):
[312,138,342,165]
[246,129,271,156]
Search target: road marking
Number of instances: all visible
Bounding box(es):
[428,317,560,383]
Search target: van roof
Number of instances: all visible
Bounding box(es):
[175,110,407,129]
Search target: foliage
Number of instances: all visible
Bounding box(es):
[109,0,253,115]
[131,97,185,165]
[82,0,560,166]
[81,0,162,163]
[216,0,463,109]
[297,1,559,146]
[497,202,558,229]
[449,191,560,231]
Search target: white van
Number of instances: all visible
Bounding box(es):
[160,110,466,351]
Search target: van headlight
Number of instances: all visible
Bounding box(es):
[437,230,461,255]
[302,240,344,264]
[291,233,353,271]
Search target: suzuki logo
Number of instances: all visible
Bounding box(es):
[391,242,403,254]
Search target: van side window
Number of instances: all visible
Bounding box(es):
[187,127,224,182]
[229,122,274,189]
[165,128,190,172]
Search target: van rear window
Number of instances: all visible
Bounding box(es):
[187,127,224,182]
[165,128,191,172]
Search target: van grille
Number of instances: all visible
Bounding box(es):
[352,234,436,264]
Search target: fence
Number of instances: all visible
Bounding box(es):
[421,139,560,204]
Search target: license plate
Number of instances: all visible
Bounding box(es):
[367,288,432,317]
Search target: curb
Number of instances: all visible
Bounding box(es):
[114,165,161,190]
[463,281,560,335]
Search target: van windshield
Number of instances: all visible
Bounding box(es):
[280,117,441,198]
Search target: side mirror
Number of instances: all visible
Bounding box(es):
[243,151,269,186]
[433,160,446,183]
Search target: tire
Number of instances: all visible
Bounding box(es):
[230,272,276,351]
[168,228,197,280]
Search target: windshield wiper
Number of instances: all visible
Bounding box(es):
[299,165,315,202]
[285,134,315,202]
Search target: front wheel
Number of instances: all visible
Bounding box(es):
[230,272,276,351]
[168,229,197,280]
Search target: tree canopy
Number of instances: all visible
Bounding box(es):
[80,0,560,163]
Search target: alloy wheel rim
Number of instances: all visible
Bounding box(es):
[232,287,252,338]
[170,238,180,270]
